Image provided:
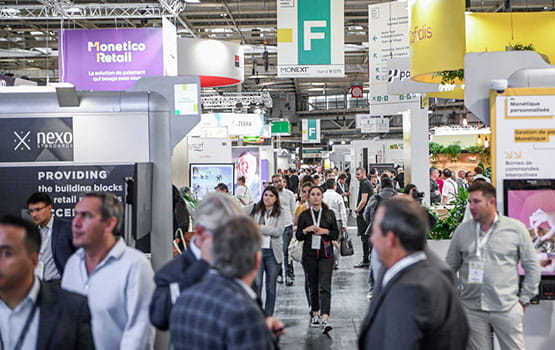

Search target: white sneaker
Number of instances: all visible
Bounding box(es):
[310,315,321,328]
[321,320,333,334]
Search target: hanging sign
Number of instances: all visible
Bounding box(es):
[368,1,420,115]
[302,119,321,143]
[277,0,344,78]
[59,28,164,91]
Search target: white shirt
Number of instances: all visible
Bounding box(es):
[36,215,60,281]
[0,277,40,350]
[442,178,459,207]
[382,251,427,288]
[278,188,296,227]
[236,184,253,206]
[323,189,347,228]
[62,239,155,350]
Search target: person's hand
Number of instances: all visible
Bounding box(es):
[303,225,316,234]
[266,317,285,336]
[519,301,527,309]
[199,235,213,263]
[342,227,347,232]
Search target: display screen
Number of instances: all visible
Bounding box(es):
[504,180,555,276]
[232,147,261,201]
[189,163,234,200]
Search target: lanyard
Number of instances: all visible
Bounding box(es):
[475,220,496,257]
[0,300,38,350]
[338,183,345,192]
[310,207,322,227]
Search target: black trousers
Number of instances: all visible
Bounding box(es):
[302,255,334,316]
[356,215,371,262]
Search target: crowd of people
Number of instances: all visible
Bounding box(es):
[0,164,542,350]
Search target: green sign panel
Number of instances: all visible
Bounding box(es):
[298,0,331,65]
[271,121,291,135]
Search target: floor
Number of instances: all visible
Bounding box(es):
[273,225,370,350]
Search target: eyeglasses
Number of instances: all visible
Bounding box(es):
[27,206,47,214]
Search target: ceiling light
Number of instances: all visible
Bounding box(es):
[65,7,83,14]
[185,0,201,3]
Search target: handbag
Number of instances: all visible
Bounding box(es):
[340,231,354,256]
[288,236,303,262]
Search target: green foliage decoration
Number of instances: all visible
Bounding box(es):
[434,69,464,85]
[428,188,469,240]
[429,142,444,160]
[443,144,462,162]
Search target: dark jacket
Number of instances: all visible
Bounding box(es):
[296,206,339,259]
[51,218,76,276]
[38,282,94,350]
[149,248,210,330]
[170,272,277,350]
[358,259,468,350]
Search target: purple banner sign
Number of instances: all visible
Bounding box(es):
[58,28,163,91]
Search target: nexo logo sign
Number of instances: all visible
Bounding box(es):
[388,69,411,83]
[13,130,73,151]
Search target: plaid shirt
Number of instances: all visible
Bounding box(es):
[170,272,276,350]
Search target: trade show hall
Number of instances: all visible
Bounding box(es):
[1,0,555,350]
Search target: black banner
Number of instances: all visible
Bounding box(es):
[0,164,134,219]
[0,117,74,162]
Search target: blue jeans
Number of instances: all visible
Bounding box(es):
[282,225,293,277]
[256,248,281,316]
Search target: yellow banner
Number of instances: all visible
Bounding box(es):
[409,0,466,83]
[466,12,555,65]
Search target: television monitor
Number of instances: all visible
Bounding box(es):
[504,179,555,278]
[189,163,234,200]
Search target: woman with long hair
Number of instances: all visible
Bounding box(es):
[296,185,339,334]
[247,186,286,316]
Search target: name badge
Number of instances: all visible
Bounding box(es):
[311,235,321,250]
[261,235,271,249]
[468,259,485,284]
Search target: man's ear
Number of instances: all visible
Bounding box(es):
[386,231,397,248]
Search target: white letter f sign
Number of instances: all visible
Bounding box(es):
[304,20,327,51]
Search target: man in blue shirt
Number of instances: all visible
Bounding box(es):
[62,192,155,349]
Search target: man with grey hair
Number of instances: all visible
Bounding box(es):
[170,217,281,349]
[62,192,155,349]
[150,192,243,330]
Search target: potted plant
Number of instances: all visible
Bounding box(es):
[429,142,444,162]
[427,188,469,257]
[443,144,462,163]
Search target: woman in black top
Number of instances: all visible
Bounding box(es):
[296,185,339,334]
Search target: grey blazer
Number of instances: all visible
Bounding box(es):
[245,204,286,264]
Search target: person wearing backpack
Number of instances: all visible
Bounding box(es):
[363,177,398,299]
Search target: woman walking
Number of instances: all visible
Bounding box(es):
[247,186,286,316]
[296,185,339,334]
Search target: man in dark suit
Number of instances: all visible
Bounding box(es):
[0,215,94,350]
[358,197,468,350]
[170,217,283,350]
[150,193,244,330]
[27,192,75,281]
